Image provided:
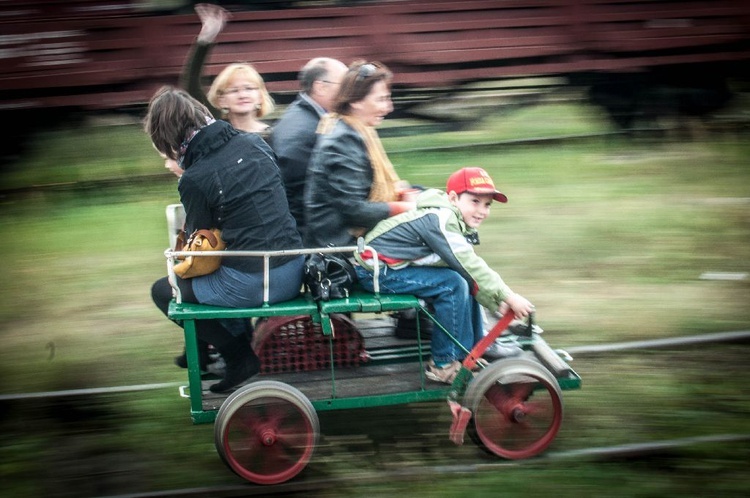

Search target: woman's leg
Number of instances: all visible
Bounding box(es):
[151,276,213,369]
[193,256,305,309]
[152,276,259,388]
[151,275,193,318]
[268,255,306,303]
[190,318,260,393]
[166,256,304,391]
[198,259,305,392]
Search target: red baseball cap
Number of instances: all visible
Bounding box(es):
[446,167,507,203]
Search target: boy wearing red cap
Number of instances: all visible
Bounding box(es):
[354,167,535,383]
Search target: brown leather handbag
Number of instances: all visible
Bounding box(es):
[173,229,225,279]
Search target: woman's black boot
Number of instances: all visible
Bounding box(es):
[173,340,212,370]
[209,335,260,393]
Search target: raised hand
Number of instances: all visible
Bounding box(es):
[195,3,230,44]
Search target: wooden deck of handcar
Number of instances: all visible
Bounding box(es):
[198,317,435,412]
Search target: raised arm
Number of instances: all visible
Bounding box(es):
[179,3,230,118]
[196,3,229,44]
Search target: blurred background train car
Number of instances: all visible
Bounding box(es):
[1,0,749,161]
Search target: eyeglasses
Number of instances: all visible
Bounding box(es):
[320,80,340,85]
[355,63,379,81]
[223,85,259,95]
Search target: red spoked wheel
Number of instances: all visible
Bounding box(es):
[464,358,563,459]
[214,381,319,485]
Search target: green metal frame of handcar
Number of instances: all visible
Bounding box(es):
[165,242,581,425]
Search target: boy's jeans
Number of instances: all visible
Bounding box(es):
[355,265,483,364]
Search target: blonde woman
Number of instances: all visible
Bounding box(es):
[181,3,274,137]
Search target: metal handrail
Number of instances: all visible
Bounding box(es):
[164,240,380,304]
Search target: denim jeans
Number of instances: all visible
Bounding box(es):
[193,255,305,309]
[192,255,305,337]
[355,264,484,364]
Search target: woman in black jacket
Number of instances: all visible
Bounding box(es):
[146,86,304,393]
[303,60,416,249]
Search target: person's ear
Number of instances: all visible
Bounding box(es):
[447,191,460,204]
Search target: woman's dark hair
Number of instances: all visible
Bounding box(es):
[144,86,213,160]
[333,60,392,116]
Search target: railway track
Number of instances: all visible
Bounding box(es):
[3,331,747,496]
[2,330,747,402]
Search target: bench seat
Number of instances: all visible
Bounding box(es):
[168,289,423,342]
[168,289,421,321]
[316,288,421,336]
[318,288,421,315]
[168,295,319,321]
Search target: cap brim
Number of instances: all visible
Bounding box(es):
[469,188,508,203]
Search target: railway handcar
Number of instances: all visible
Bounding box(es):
[163,204,581,485]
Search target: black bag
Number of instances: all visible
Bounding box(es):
[303,253,358,301]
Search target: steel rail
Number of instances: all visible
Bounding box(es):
[0,382,181,401]
[1,330,747,402]
[564,330,750,355]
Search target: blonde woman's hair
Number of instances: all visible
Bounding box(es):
[207,63,275,117]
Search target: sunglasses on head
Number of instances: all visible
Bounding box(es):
[355,62,379,81]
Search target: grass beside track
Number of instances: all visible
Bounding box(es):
[0,99,748,496]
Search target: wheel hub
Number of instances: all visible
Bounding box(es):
[511,405,526,423]
[260,429,276,446]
